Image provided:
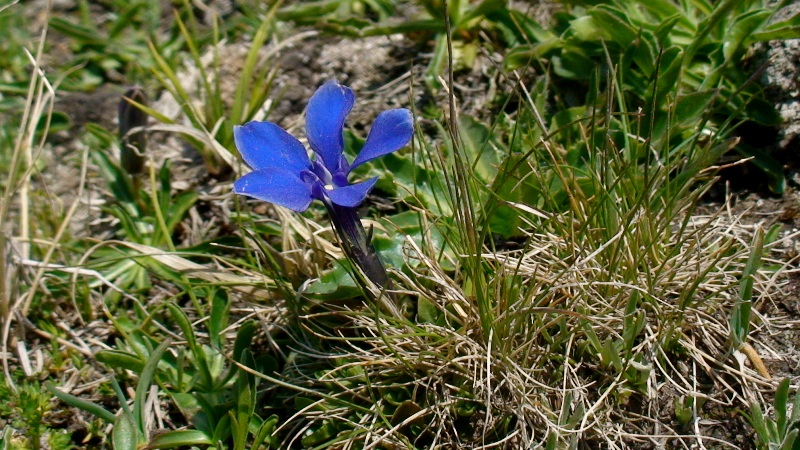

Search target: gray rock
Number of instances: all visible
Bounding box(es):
[762,2,800,151]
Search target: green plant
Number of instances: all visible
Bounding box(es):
[277,0,398,24]
[0,1,38,117]
[141,7,279,177]
[413,0,511,88]
[747,378,800,450]
[729,226,781,379]
[50,289,280,448]
[49,341,213,449]
[0,378,74,450]
[505,0,800,192]
[78,124,197,308]
[48,0,173,90]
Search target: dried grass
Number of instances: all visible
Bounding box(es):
[269,195,798,448]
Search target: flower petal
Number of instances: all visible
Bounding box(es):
[350,109,413,171]
[324,177,378,207]
[306,80,354,172]
[234,121,310,173]
[233,168,314,212]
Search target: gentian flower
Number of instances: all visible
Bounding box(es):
[233,80,413,212]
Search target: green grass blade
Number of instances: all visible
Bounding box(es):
[133,339,171,438]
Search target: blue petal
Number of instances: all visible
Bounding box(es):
[350,109,413,171]
[325,177,378,207]
[234,121,310,173]
[306,80,354,173]
[233,169,314,212]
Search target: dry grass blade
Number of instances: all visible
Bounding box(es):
[0,11,81,392]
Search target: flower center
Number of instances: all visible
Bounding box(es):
[311,160,333,185]
[300,170,318,184]
[312,159,350,190]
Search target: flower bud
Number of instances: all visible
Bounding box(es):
[118,86,148,175]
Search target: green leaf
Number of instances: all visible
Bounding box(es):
[300,420,339,447]
[589,5,637,46]
[425,33,449,90]
[208,289,230,349]
[374,151,452,215]
[252,414,280,449]
[654,14,683,45]
[166,303,214,387]
[373,210,453,270]
[234,355,255,450]
[164,191,198,234]
[232,321,256,365]
[637,0,683,21]
[108,2,145,38]
[730,228,765,346]
[777,378,791,434]
[417,296,441,325]
[147,39,207,140]
[88,127,138,208]
[96,349,146,373]
[791,379,800,424]
[305,260,361,300]
[631,29,659,75]
[49,17,104,44]
[171,393,202,420]
[674,89,718,126]
[391,400,423,427]
[45,382,117,424]
[785,429,799,449]
[504,39,562,70]
[489,8,553,45]
[745,97,782,127]
[552,48,596,80]
[458,114,501,183]
[232,4,276,127]
[112,413,138,450]
[167,303,199,352]
[569,15,602,43]
[749,11,800,42]
[277,0,340,23]
[146,430,213,448]
[461,0,507,24]
[211,413,232,444]
[359,19,443,36]
[133,340,171,438]
[655,46,683,102]
[723,10,770,61]
[748,402,769,443]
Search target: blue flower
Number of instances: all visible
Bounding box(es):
[233,80,413,212]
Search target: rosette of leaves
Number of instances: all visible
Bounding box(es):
[505,0,800,192]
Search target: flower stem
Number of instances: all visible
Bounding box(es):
[326,202,390,287]
[325,202,400,314]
